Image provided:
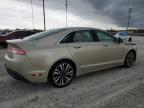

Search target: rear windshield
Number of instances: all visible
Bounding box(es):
[23,28,66,41]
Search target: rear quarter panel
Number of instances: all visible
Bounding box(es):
[25,44,81,75]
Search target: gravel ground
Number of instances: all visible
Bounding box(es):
[0,36,144,108]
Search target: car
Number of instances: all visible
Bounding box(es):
[0,30,38,47]
[114,32,132,42]
[4,27,137,87]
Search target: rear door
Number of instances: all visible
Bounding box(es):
[65,30,102,72]
[94,30,125,66]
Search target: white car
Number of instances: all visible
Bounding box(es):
[114,32,132,42]
[5,27,137,87]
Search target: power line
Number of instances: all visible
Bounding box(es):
[31,0,34,30]
[43,0,46,31]
[127,8,132,31]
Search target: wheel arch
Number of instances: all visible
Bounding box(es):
[126,49,137,62]
[48,58,77,81]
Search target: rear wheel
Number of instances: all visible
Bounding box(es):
[124,51,136,67]
[49,61,75,88]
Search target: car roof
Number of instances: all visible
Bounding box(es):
[62,27,102,31]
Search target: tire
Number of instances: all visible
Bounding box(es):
[124,51,136,67]
[49,61,75,88]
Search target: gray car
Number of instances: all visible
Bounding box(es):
[4,27,137,87]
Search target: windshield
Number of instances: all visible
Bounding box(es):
[23,28,66,41]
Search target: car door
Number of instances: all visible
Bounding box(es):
[65,30,102,73]
[94,30,125,67]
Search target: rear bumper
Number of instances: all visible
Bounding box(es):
[4,54,48,83]
[5,66,30,83]
[5,64,48,83]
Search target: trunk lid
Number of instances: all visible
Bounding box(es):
[6,39,37,59]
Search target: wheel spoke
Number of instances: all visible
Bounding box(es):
[65,64,71,71]
[54,69,61,75]
[59,64,65,71]
[54,75,61,83]
[64,76,71,83]
[66,70,73,76]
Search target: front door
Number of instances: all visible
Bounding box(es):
[94,30,125,66]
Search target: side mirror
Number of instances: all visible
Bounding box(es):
[117,38,123,44]
[128,38,132,42]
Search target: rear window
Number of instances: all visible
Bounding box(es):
[23,28,66,41]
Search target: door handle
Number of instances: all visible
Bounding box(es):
[73,46,81,49]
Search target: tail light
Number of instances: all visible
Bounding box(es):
[8,46,26,55]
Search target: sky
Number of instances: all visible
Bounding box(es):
[0,0,144,30]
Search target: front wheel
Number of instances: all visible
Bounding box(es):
[124,51,136,67]
[49,61,75,88]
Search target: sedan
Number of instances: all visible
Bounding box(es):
[5,27,137,87]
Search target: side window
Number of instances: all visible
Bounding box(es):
[95,31,116,43]
[60,32,74,43]
[73,31,94,43]
[26,31,33,36]
[61,30,94,43]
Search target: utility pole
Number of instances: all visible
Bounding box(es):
[127,8,132,31]
[65,0,68,28]
[43,0,46,31]
[31,0,34,30]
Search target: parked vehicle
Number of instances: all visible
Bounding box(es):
[0,30,38,47]
[5,27,137,87]
[114,32,132,42]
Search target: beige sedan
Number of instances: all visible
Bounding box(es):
[4,27,137,87]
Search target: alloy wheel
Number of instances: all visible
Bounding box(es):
[52,62,74,87]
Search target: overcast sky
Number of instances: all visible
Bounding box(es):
[0,0,143,30]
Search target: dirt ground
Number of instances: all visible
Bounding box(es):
[0,36,144,108]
